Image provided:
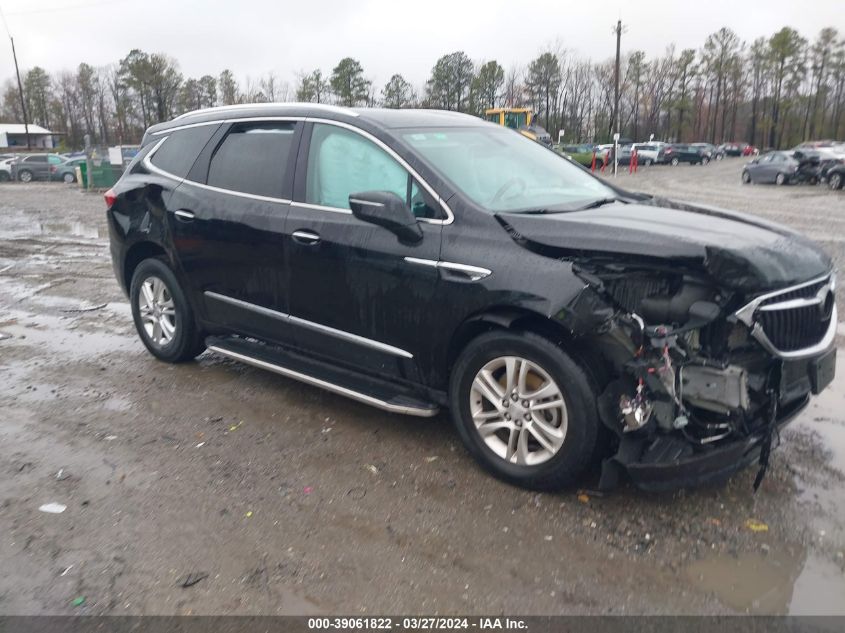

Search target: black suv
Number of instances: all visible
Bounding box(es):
[658,144,708,165]
[107,104,836,492]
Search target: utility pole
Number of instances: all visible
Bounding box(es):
[612,19,622,176]
[1,6,31,150]
[10,36,30,150]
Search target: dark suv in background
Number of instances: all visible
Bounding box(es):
[658,144,708,165]
[107,104,835,492]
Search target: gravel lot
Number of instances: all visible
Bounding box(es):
[1,158,845,615]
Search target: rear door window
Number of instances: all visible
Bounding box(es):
[206,122,296,198]
[150,124,219,178]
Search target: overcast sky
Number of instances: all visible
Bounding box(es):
[1,0,842,90]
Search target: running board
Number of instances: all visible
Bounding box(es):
[206,336,439,418]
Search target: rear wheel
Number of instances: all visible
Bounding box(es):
[449,331,599,490]
[62,172,75,184]
[644,158,653,166]
[701,157,710,165]
[830,173,843,190]
[18,169,33,183]
[130,258,205,363]
[741,170,751,184]
[670,157,679,166]
[775,172,787,186]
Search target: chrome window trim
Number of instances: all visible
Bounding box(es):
[204,291,413,359]
[348,197,385,207]
[208,345,435,417]
[290,200,351,215]
[302,117,455,225]
[733,272,836,359]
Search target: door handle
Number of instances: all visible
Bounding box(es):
[174,209,195,222]
[292,229,321,245]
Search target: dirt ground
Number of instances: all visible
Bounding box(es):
[1,158,845,615]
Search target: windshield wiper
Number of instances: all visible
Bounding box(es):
[575,197,626,210]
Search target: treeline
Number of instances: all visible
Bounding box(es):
[2,25,843,150]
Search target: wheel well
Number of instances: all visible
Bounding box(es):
[123,241,167,291]
[447,309,610,392]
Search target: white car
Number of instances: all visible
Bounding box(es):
[632,143,662,166]
[0,155,17,182]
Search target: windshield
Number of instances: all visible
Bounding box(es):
[401,127,615,213]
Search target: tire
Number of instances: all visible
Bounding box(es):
[129,258,205,363]
[62,172,75,184]
[701,157,710,165]
[644,159,653,166]
[741,170,751,184]
[449,331,599,491]
[670,157,679,166]
[18,169,33,183]
[830,173,843,190]
[775,172,787,186]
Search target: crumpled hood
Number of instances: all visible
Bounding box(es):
[498,198,832,291]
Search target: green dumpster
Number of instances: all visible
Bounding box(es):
[77,161,120,189]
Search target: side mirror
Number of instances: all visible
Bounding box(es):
[349,191,422,243]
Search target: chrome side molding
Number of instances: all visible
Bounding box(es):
[203,291,413,358]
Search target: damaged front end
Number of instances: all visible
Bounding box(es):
[575,263,837,492]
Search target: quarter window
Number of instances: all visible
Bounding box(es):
[150,124,218,178]
[305,123,441,219]
[206,122,295,198]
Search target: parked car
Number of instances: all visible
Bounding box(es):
[819,158,844,184]
[631,143,661,165]
[0,153,18,181]
[741,151,799,185]
[742,144,759,156]
[10,153,66,182]
[719,142,749,157]
[690,142,724,161]
[558,144,603,168]
[107,104,836,493]
[827,163,845,190]
[658,144,708,165]
[53,157,87,183]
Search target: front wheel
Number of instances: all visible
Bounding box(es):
[742,170,751,184]
[449,331,599,490]
[670,157,680,166]
[129,258,205,363]
[62,172,75,184]
[644,158,653,166]
[701,157,710,165]
[829,173,843,190]
[18,169,33,183]
[775,172,787,186]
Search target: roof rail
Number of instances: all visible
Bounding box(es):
[173,102,359,121]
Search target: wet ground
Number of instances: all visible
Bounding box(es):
[1,159,845,615]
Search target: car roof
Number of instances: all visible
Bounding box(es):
[150,103,488,138]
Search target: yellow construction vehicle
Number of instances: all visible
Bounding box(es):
[484,108,552,146]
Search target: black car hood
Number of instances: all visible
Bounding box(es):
[498,198,832,291]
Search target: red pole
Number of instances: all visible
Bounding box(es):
[634,148,638,173]
[601,151,609,173]
[591,150,597,172]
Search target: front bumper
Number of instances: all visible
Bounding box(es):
[625,395,809,492]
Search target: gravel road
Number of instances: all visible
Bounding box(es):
[1,159,844,615]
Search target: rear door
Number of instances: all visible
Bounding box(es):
[284,121,445,381]
[165,119,302,343]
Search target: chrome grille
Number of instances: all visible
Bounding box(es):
[734,273,836,359]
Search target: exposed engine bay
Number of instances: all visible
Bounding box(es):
[572,260,837,491]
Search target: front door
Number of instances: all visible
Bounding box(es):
[284,121,446,382]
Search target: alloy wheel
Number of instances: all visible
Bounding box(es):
[19,170,32,183]
[63,173,74,184]
[831,174,842,190]
[469,356,568,466]
[137,276,177,347]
